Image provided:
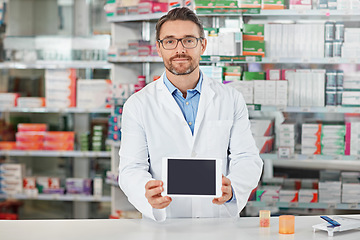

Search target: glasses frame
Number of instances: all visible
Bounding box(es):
[157,37,204,50]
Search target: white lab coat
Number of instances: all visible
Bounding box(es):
[119,72,263,221]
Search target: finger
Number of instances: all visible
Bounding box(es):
[151,196,172,209]
[153,197,172,209]
[222,176,231,186]
[145,180,163,190]
[212,198,224,205]
[145,186,164,199]
[221,185,231,195]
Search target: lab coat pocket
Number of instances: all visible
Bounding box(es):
[204,120,232,157]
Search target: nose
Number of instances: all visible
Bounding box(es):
[175,40,186,54]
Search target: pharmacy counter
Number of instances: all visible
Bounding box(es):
[1,215,360,240]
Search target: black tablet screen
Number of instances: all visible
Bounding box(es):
[167,159,216,195]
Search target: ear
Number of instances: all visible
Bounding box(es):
[200,38,207,55]
[156,41,162,58]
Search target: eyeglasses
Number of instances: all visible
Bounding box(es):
[157,37,203,50]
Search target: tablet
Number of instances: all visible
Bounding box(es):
[162,157,222,198]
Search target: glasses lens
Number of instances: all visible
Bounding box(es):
[182,37,197,48]
[162,38,177,49]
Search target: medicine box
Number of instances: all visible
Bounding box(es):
[17,97,45,108]
[250,119,274,136]
[45,69,76,108]
[279,190,299,202]
[243,72,265,80]
[299,189,318,203]
[243,24,264,41]
[0,93,20,108]
[243,40,265,57]
[77,79,112,109]
[261,0,285,9]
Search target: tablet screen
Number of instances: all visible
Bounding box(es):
[167,158,216,195]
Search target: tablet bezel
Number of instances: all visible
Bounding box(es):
[162,157,222,198]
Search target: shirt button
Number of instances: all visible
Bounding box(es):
[188,122,192,126]
[186,102,189,105]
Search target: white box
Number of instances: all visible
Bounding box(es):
[77,80,112,109]
[17,97,45,108]
[250,119,274,136]
[0,93,19,108]
[312,69,326,107]
[299,189,318,203]
[293,72,301,106]
[218,32,236,56]
[342,92,360,105]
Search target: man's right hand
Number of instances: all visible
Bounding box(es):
[145,180,172,209]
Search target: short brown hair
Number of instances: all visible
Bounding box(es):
[155,7,205,40]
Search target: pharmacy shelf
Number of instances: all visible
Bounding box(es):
[0,150,111,158]
[107,10,360,23]
[261,57,360,64]
[247,201,360,210]
[0,61,111,69]
[109,56,360,64]
[0,107,111,114]
[0,194,111,202]
[247,9,360,18]
[107,12,164,22]
[252,105,360,113]
[260,153,360,171]
[108,56,163,63]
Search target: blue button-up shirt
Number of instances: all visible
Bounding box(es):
[163,72,203,135]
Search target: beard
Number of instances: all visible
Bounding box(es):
[164,54,198,76]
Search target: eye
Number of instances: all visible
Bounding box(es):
[164,39,175,44]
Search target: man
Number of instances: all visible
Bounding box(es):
[119,7,263,221]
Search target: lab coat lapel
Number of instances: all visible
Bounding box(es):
[194,74,215,137]
[156,74,185,120]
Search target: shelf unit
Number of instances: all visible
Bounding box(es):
[107,9,360,215]
[0,194,111,202]
[261,153,360,171]
[0,150,111,158]
[109,56,360,64]
[0,61,111,69]
[0,107,111,113]
[247,201,360,210]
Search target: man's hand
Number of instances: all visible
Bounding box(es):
[212,175,233,205]
[145,180,172,209]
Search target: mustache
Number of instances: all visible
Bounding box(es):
[170,54,192,61]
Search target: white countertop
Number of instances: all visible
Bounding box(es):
[1,215,360,240]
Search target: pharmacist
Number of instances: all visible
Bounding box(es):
[119,7,263,222]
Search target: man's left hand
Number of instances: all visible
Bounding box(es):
[212,175,233,205]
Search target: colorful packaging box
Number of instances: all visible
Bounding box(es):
[243,72,266,80]
[243,24,264,41]
[66,178,92,195]
[0,142,17,150]
[243,40,265,57]
[17,123,47,132]
[261,0,285,9]
[238,0,262,8]
[45,69,76,108]
[15,132,45,142]
[44,132,75,142]
[289,0,312,9]
[43,141,74,151]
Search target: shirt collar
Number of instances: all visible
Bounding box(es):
[163,71,203,95]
